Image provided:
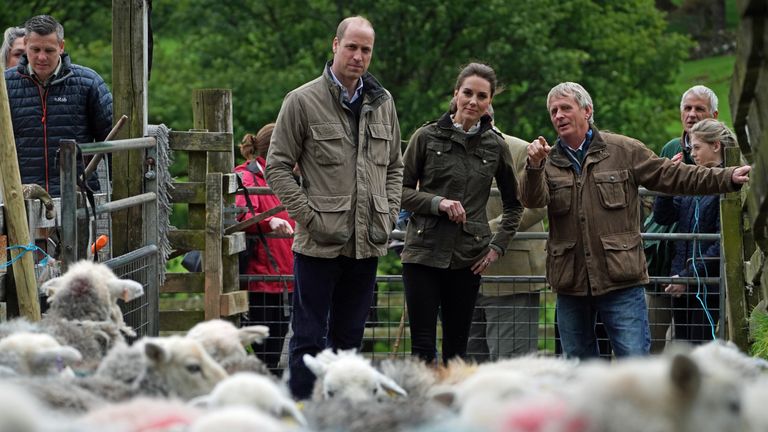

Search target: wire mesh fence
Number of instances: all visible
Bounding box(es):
[241,246,724,376]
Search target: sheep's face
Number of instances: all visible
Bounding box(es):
[143,337,228,400]
[41,260,143,323]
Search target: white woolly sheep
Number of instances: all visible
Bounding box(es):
[191,372,306,426]
[0,332,82,376]
[688,339,768,380]
[186,319,270,375]
[189,406,290,432]
[0,381,87,432]
[96,335,228,400]
[303,348,407,402]
[77,397,204,431]
[561,353,744,432]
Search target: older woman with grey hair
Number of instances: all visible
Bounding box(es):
[1,26,25,69]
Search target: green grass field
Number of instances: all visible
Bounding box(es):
[665,54,735,137]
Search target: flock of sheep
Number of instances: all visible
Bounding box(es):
[1,260,767,432]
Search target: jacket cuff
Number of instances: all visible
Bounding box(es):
[430,196,444,215]
[489,243,504,256]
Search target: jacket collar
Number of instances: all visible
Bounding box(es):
[16,52,73,86]
[549,127,609,169]
[322,61,388,109]
[435,111,494,139]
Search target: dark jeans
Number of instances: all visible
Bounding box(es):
[287,253,378,400]
[242,291,292,372]
[556,286,650,359]
[403,263,481,366]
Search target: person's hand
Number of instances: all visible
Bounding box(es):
[663,275,685,298]
[527,136,551,167]
[671,152,683,164]
[731,165,752,184]
[439,199,466,223]
[471,249,500,275]
[268,217,294,235]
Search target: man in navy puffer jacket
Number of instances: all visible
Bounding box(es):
[4,14,112,197]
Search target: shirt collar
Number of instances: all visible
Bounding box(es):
[450,114,481,134]
[328,66,364,103]
[560,128,593,153]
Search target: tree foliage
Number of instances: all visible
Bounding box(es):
[3,0,690,157]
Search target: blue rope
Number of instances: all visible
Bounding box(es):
[0,243,53,269]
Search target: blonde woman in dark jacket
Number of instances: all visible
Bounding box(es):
[401,63,523,366]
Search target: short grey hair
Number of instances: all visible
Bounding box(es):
[24,15,64,43]
[547,82,595,124]
[680,85,718,115]
[1,26,25,68]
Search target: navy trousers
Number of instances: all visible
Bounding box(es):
[287,253,378,399]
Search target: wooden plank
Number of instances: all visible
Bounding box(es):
[161,272,204,294]
[0,69,39,321]
[169,182,206,204]
[168,131,233,152]
[168,229,205,252]
[223,206,284,235]
[223,232,246,256]
[223,173,239,194]
[193,89,234,174]
[219,290,249,316]
[0,236,6,274]
[111,0,148,257]
[204,173,223,320]
[722,147,749,350]
[159,310,204,332]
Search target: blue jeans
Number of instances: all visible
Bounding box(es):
[287,253,378,399]
[556,286,650,359]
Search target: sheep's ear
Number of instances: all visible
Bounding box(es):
[303,353,326,377]
[107,279,144,302]
[278,402,308,426]
[40,276,64,300]
[144,341,169,365]
[670,354,701,403]
[239,325,270,346]
[377,372,408,397]
[429,385,456,407]
[33,346,82,370]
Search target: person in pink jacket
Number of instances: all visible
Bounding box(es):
[235,123,295,374]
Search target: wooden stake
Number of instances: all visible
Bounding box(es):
[0,71,40,321]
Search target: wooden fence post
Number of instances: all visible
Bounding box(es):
[722,147,749,349]
[112,0,149,257]
[0,71,40,321]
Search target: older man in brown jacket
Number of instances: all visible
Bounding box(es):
[520,82,751,359]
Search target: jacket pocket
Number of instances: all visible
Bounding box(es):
[367,123,392,166]
[369,194,392,245]
[548,176,574,216]
[307,195,352,244]
[460,220,492,258]
[600,232,645,282]
[594,170,629,209]
[310,124,346,165]
[426,141,453,169]
[472,147,498,179]
[546,240,577,291]
[405,214,441,249]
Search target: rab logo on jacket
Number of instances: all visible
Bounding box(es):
[53,97,67,103]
